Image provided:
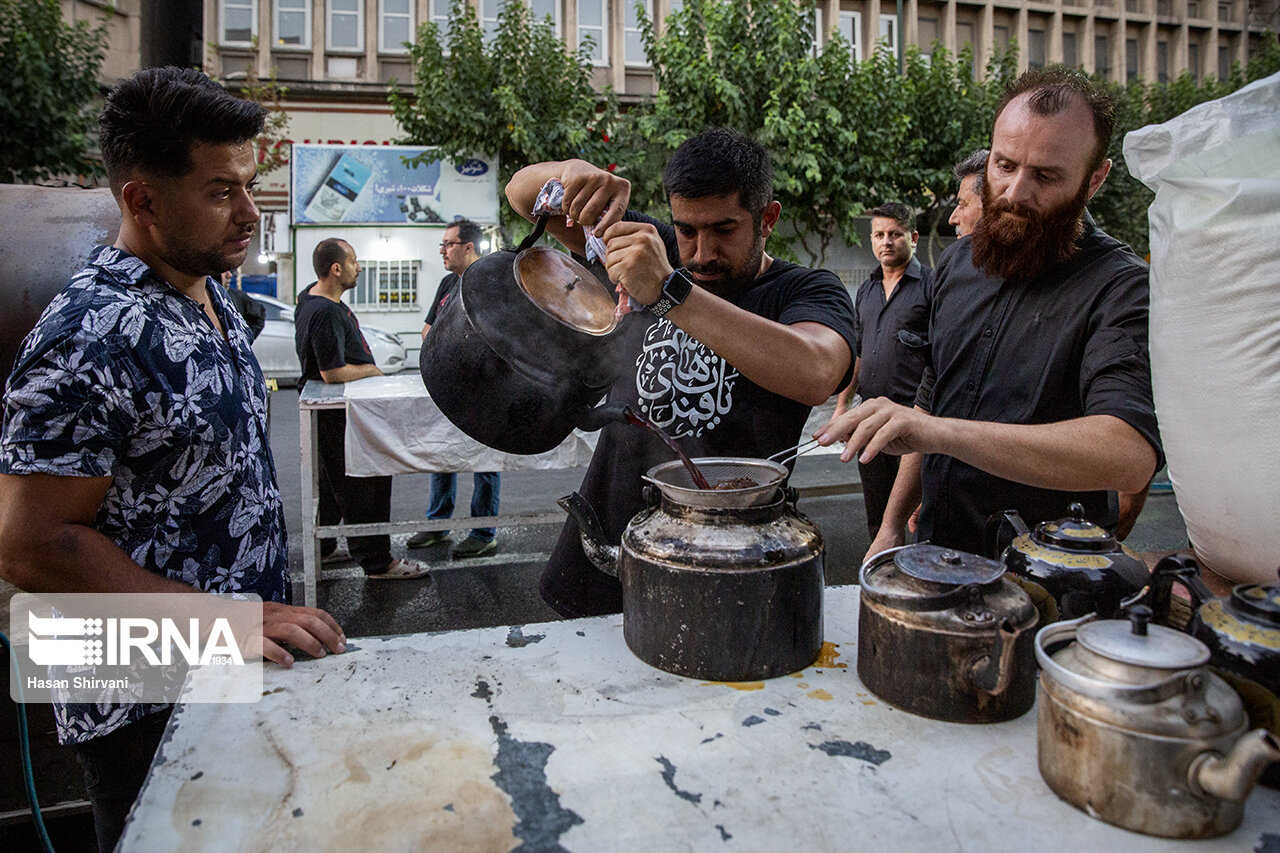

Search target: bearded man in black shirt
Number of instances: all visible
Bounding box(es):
[817,68,1163,561]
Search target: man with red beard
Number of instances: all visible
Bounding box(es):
[816,68,1163,560]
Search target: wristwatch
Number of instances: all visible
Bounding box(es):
[649,268,694,318]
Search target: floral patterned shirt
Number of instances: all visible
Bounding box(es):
[0,246,289,744]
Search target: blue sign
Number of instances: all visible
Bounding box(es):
[291,145,499,225]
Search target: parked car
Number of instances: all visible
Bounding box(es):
[247,292,406,386]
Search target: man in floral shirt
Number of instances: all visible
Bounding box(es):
[0,67,346,852]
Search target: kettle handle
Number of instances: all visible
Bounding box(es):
[982,509,1031,560]
[1147,553,1214,628]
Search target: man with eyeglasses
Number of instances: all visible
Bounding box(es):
[409,219,500,558]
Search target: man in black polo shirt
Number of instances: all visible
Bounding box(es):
[295,238,429,580]
[817,68,1162,560]
[835,203,931,538]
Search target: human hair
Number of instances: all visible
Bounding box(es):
[313,238,351,280]
[869,202,915,233]
[994,68,1115,172]
[449,218,484,253]
[99,66,267,196]
[662,127,774,216]
[953,148,989,196]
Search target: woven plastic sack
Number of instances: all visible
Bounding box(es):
[1124,72,1280,584]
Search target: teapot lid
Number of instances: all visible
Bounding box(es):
[1230,582,1280,628]
[1032,502,1118,553]
[894,544,1005,586]
[1077,605,1210,670]
[514,248,618,335]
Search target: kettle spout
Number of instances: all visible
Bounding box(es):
[573,402,633,433]
[1189,729,1280,802]
[557,492,619,577]
[969,618,1029,696]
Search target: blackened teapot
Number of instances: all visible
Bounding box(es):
[985,503,1149,620]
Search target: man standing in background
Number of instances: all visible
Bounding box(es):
[835,203,932,538]
[949,149,989,238]
[296,238,429,579]
[409,219,500,558]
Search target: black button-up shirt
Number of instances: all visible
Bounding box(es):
[915,220,1164,555]
[853,256,932,405]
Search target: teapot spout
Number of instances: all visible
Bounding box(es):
[573,402,632,433]
[557,491,620,577]
[1189,729,1280,802]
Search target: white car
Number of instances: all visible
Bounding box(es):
[247,292,407,386]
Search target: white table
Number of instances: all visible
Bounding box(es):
[297,374,597,606]
[120,586,1279,851]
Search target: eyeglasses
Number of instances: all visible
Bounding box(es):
[439,240,465,249]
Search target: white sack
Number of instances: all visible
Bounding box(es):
[1124,71,1280,584]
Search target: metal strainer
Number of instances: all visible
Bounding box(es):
[642,457,790,508]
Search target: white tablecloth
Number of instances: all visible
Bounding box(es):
[339,374,597,476]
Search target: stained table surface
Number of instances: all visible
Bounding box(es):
[121,586,1280,851]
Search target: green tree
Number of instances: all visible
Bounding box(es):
[0,0,106,183]
[389,0,616,233]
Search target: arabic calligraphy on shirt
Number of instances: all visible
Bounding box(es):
[635,322,737,438]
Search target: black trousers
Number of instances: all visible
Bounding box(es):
[317,408,394,574]
[858,452,902,539]
[75,708,172,853]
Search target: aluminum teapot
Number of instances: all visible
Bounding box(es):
[985,502,1149,621]
[1035,605,1280,838]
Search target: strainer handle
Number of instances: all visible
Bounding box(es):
[769,438,823,466]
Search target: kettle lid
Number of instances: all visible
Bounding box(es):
[1077,605,1210,670]
[1229,582,1280,628]
[894,544,1005,586]
[1032,502,1118,553]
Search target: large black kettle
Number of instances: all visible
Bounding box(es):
[984,502,1149,620]
[421,218,637,454]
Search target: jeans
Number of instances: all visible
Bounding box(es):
[75,708,172,853]
[428,472,499,541]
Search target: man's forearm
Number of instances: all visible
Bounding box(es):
[320,363,382,383]
[933,414,1157,495]
[879,452,923,537]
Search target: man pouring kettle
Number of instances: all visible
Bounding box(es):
[506,128,857,618]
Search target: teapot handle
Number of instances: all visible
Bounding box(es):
[514,215,549,253]
[982,509,1030,560]
[1147,553,1214,628]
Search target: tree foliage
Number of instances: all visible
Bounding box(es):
[0,0,106,183]
[617,0,1012,264]
[389,0,616,232]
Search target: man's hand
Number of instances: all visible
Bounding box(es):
[557,160,631,234]
[600,220,674,305]
[814,397,940,464]
[259,602,346,668]
[863,525,906,566]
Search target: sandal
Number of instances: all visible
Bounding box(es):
[366,558,430,580]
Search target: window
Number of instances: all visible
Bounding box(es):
[625,0,653,66]
[1028,28,1045,68]
[275,0,309,47]
[1095,35,1111,78]
[993,24,1010,54]
[353,260,421,309]
[578,0,608,66]
[530,0,560,35]
[1127,38,1139,83]
[1219,44,1230,80]
[879,14,897,59]
[222,0,256,45]
[380,0,413,52]
[1063,32,1077,68]
[328,0,363,51]
[955,20,974,71]
[430,0,452,42]
[1157,39,1169,83]
[918,16,938,63]
[481,0,506,45]
[839,11,862,63]
[1187,42,1200,82]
